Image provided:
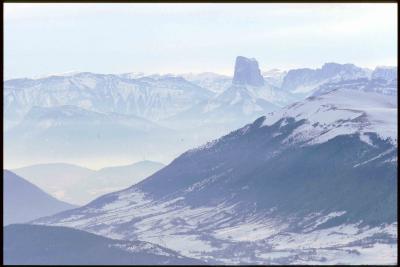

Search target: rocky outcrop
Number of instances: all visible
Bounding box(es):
[232,56,264,86]
[372,66,397,82]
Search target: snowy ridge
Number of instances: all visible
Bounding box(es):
[261,89,397,146]
[313,78,397,97]
[4,72,214,122]
[181,72,232,93]
[281,63,371,95]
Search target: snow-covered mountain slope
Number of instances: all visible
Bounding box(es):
[262,68,287,87]
[4,72,214,126]
[4,170,76,225]
[165,84,281,131]
[313,78,397,97]
[261,89,397,146]
[208,84,279,114]
[217,82,297,109]
[4,224,203,265]
[181,72,232,93]
[35,88,397,264]
[118,72,147,79]
[281,63,371,95]
[4,105,185,168]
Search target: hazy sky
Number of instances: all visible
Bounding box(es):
[4,3,398,80]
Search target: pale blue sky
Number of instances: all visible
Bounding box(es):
[4,3,398,80]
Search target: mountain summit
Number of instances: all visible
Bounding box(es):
[232,56,265,86]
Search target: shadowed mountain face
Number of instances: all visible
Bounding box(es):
[34,88,397,264]
[3,170,76,225]
[4,224,204,265]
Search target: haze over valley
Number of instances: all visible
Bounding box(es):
[4,57,396,169]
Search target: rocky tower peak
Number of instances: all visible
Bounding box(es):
[232,56,264,86]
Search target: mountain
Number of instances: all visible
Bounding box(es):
[313,77,397,97]
[371,66,397,82]
[3,170,76,225]
[4,72,214,127]
[4,105,185,168]
[281,63,371,95]
[164,57,296,134]
[233,56,265,86]
[12,161,165,205]
[6,60,390,169]
[4,224,203,265]
[75,161,165,204]
[181,72,232,93]
[166,84,280,132]
[5,63,394,132]
[34,88,397,264]
[3,72,216,168]
[262,68,287,87]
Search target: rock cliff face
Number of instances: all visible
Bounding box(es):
[281,63,370,94]
[372,66,397,82]
[233,56,265,86]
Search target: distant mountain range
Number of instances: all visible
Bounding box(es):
[4,72,213,124]
[281,63,372,95]
[4,224,203,265]
[7,57,394,168]
[313,77,397,97]
[34,85,397,264]
[5,60,396,128]
[4,170,76,225]
[13,161,165,205]
[181,72,232,93]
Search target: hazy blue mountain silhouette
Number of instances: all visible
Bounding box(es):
[3,170,76,225]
